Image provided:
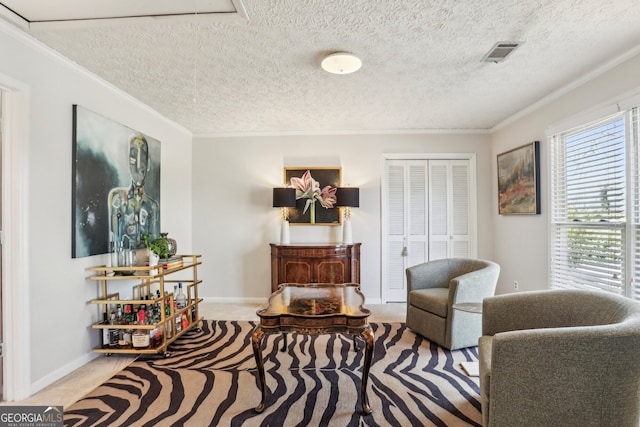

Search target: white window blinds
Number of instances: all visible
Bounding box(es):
[630,107,640,300]
[550,107,640,300]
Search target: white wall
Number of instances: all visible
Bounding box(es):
[192,133,494,302]
[491,49,640,295]
[0,22,193,397]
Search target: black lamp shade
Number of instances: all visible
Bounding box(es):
[335,187,359,207]
[273,188,297,208]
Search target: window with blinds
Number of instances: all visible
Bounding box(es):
[550,107,640,300]
[630,107,640,300]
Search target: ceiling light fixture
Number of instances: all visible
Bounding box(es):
[321,52,362,74]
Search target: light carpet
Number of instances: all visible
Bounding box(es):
[64,321,482,426]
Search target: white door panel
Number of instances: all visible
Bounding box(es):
[382,156,475,302]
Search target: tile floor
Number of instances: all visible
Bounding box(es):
[2,302,406,408]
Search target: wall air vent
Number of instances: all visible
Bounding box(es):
[481,42,523,63]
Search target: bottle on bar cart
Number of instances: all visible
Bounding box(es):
[174,300,182,334]
[132,310,150,349]
[109,312,119,349]
[165,295,173,339]
[101,313,110,349]
[176,282,187,309]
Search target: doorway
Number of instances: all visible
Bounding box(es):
[381,154,478,303]
[0,81,30,401]
[0,89,3,401]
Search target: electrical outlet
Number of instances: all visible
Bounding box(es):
[513,280,519,290]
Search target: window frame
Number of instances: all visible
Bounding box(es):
[549,108,639,299]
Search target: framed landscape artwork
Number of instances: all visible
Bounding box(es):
[284,167,342,225]
[497,141,540,215]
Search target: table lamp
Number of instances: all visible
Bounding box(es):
[273,188,297,244]
[335,187,359,244]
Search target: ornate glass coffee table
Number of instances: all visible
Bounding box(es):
[252,283,374,415]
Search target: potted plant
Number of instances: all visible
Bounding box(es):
[142,233,169,272]
[143,233,169,257]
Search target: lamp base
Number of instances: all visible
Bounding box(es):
[281,220,291,244]
[342,217,353,244]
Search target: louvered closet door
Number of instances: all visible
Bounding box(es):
[406,161,430,272]
[384,161,411,302]
[384,160,429,302]
[383,158,472,302]
[429,160,470,259]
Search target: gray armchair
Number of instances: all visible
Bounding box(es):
[406,258,500,350]
[479,290,640,427]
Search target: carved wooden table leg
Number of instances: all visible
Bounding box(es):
[251,326,267,413]
[360,326,375,415]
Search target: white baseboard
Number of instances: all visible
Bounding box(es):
[30,352,100,397]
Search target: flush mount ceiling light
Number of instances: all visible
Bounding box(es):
[321,52,362,74]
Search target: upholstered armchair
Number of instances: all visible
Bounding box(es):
[479,290,640,427]
[405,258,500,350]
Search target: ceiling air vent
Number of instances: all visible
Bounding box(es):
[481,42,523,63]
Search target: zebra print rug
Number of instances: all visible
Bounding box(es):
[64,321,482,426]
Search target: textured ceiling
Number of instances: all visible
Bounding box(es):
[3,0,640,136]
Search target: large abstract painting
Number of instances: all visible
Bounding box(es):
[497,141,540,215]
[72,105,161,258]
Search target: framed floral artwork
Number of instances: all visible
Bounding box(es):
[497,141,540,215]
[284,167,342,225]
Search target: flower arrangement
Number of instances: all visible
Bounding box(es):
[290,170,337,224]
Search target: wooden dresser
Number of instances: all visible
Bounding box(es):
[270,243,361,292]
